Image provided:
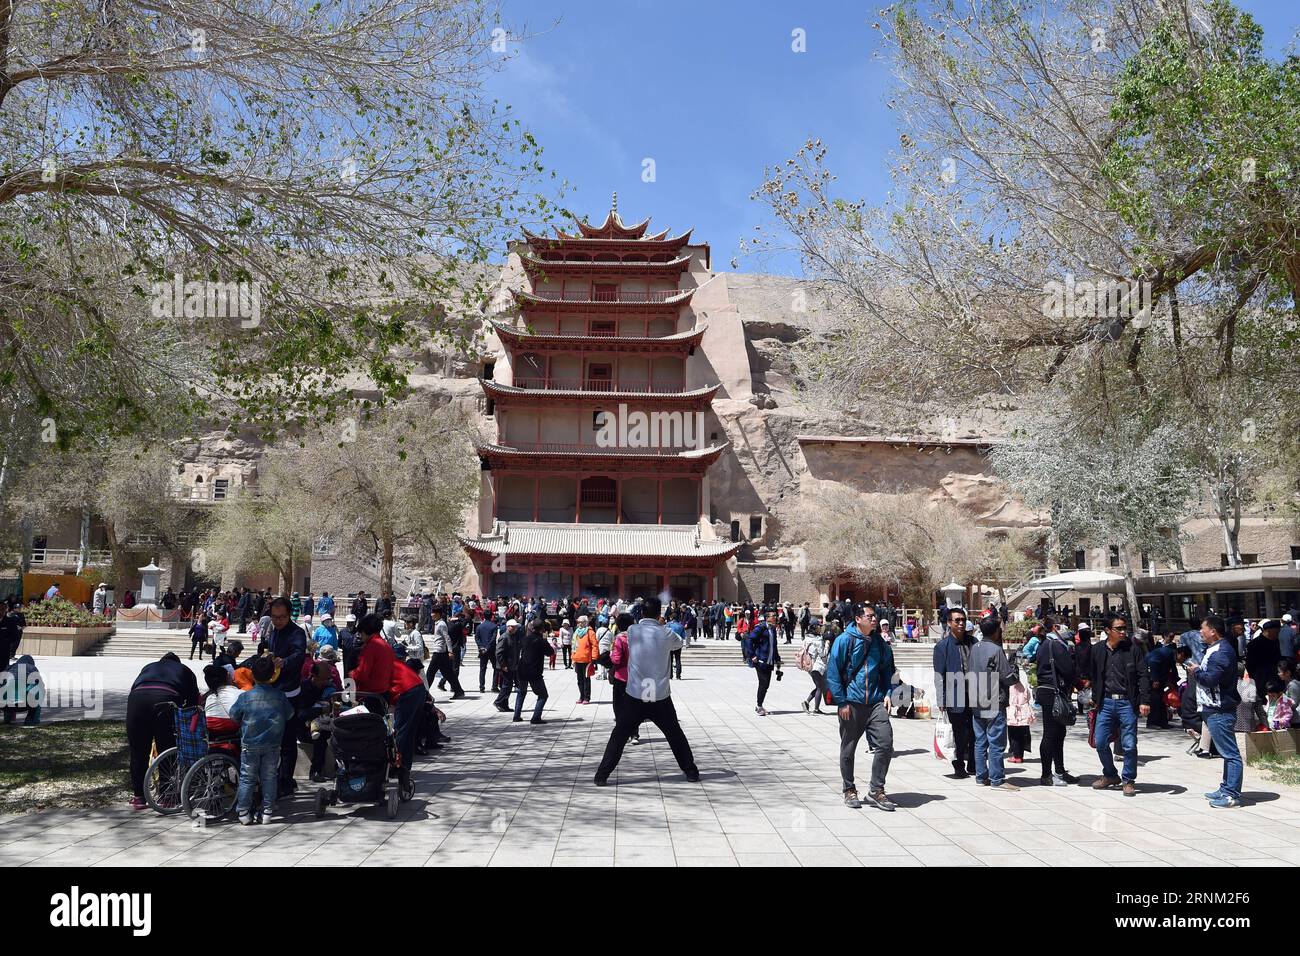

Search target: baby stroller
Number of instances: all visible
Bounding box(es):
[314,695,415,819]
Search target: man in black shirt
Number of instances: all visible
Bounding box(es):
[1089,613,1151,796]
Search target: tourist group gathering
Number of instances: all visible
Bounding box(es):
[7,585,1291,823]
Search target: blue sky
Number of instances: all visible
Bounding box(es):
[488,0,1298,276]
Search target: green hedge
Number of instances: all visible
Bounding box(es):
[21,597,107,629]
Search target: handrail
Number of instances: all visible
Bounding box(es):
[511,377,689,394]
[523,289,687,303]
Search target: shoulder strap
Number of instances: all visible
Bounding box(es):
[842,633,867,689]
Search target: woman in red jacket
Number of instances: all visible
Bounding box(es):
[351,613,427,789]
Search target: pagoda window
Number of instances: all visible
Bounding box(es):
[579,477,617,523]
[538,477,577,522]
[593,252,618,263]
[622,479,657,524]
[750,516,763,539]
[590,320,616,337]
[540,250,564,261]
[593,283,617,302]
[662,478,697,524]
[623,253,647,263]
[586,363,612,391]
[515,352,546,388]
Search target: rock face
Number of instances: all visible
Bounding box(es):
[165,264,1033,602]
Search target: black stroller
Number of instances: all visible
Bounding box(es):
[314,696,415,819]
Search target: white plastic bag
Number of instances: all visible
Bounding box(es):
[933,713,955,761]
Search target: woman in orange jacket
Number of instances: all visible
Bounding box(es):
[571,615,600,704]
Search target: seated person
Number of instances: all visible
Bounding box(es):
[1265,677,1294,730]
[202,664,244,737]
[1278,659,1300,710]
[1,655,42,726]
[297,660,341,781]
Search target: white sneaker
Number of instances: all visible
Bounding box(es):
[238,813,253,826]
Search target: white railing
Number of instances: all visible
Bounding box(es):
[29,548,112,566]
[523,289,686,304]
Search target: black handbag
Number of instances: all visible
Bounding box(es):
[1047,642,1077,726]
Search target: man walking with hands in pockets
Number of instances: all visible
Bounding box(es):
[825,602,897,811]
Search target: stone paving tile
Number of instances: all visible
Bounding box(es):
[12,660,1300,867]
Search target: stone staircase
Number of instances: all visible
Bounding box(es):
[87,627,199,658]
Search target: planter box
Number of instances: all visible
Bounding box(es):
[1242,729,1300,762]
[21,625,115,657]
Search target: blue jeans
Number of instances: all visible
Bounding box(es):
[1204,710,1243,798]
[973,710,1007,785]
[237,748,279,817]
[1094,697,1138,782]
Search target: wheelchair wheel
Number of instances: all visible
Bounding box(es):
[314,788,329,818]
[181,751,240,821]
[400,774,415,802]
[143,747,185,815]
[386,788,399,819]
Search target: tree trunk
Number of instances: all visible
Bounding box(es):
[1117,547,1144,628]
[1215,485,1241,567]
[75,508,91,574]
[381,533,394,598]
[284,547,295,594]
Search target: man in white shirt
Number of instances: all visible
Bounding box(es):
[594,597,700,786]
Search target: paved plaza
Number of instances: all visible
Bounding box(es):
[5,657,1300,867]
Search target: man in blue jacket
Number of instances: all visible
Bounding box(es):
[933,608,978,778]
[825,602,897,811]
[474,614,501,693]
[747,611,781,716]
[1187,615,1243,808]
[266,596,307,795]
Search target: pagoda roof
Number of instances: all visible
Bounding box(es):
[489,319,707,353]
[511,287,694,312]
[520,253,691,280]
[521,227,693,253]
[479,378,719,407]
[460,522,741,560]
[474,441,728,474]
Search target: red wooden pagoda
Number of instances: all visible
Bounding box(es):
[460,199,739,602]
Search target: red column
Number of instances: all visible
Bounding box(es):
[575,473,582,523]
[615,479,622,525]
[533,477,540,521]
[656,479,663,524]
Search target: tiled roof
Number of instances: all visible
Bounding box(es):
[459,522,741,558]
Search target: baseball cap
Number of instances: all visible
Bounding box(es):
[320,612,332,622]
[506,619,519,628]
[1284,614,1294,623]
[345,613,356,623]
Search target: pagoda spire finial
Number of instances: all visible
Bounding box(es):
[611,190,618,214]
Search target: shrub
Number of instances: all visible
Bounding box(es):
[22,597,106,629]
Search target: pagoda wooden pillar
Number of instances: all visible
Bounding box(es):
[615,480,623,524]
[656,479,663,524]
[533,477,540,521]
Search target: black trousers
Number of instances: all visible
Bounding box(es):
[949,709,976,770]
[126,689,179,799]
[279,706,303,791]
[611,678,640,740]
[596,696,697,779]
[671,648,682,679]
[561,646,571,667]
[756,666,773,707]
[478,651,495,691]
[1007,725,1031,759]
[494,669,515,709]
[428,651,463,695]
[1036,688,1068,775]
[574,661,592,701]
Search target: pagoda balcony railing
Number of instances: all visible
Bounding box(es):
[512,377,688,394]
[525,289,685,304]
[497,441,699,456]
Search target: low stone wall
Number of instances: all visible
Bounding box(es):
[1242,729,1300,762]
[21,625,115,657]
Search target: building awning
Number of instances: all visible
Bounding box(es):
[460,522,741,560]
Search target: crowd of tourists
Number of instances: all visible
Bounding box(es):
[18,578,1292,824]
